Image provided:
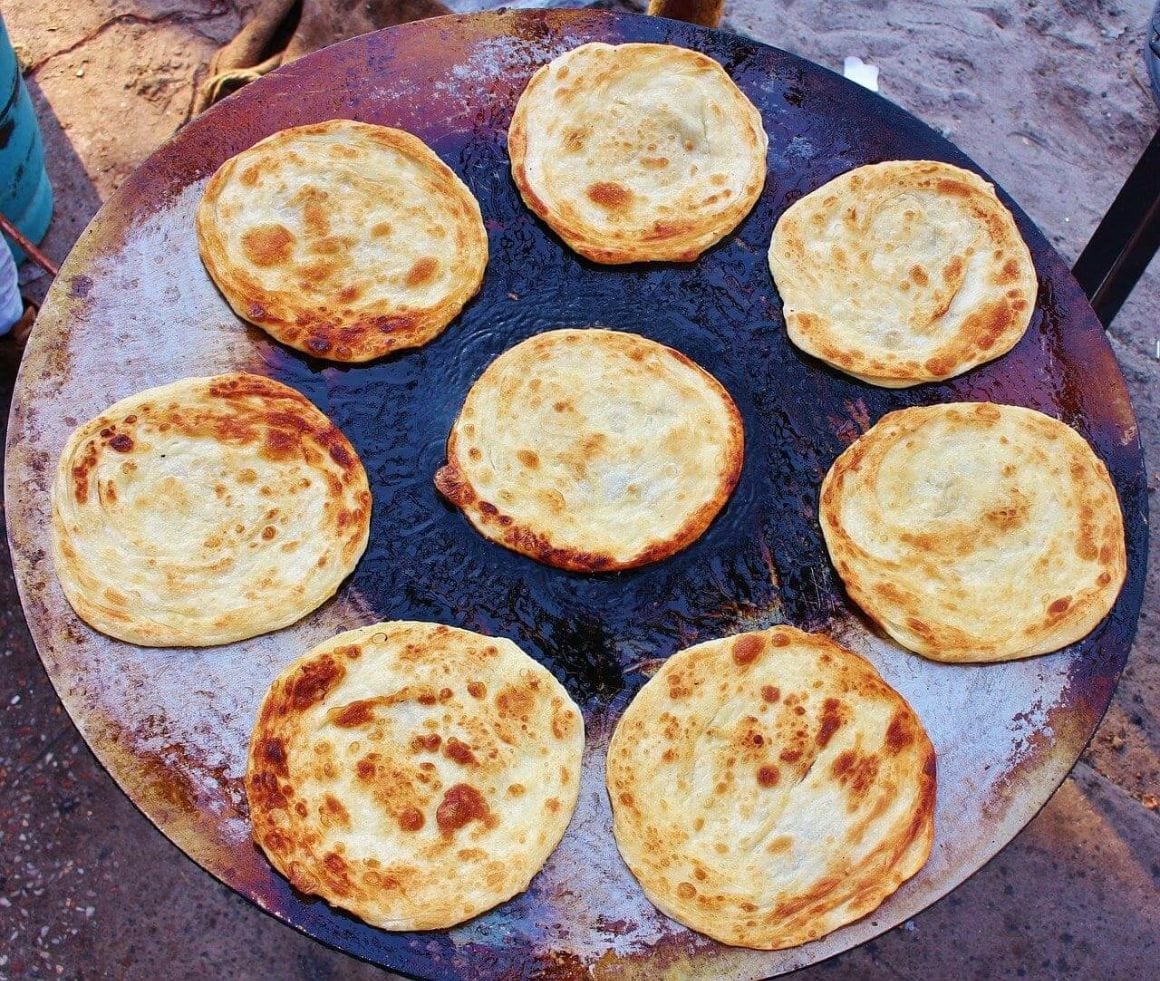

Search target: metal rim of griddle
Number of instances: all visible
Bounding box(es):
[3,10,1149,980]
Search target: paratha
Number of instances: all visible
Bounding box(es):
[509,42,768,263]
[820,402,1127,661]
[434,328,744,571]
[769,160,1037,387]
[197,120,488,362]
[607,625,936,949]
[51,373,370,647]
[246,621,584,930]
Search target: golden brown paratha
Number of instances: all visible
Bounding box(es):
[197,120,488,362]
[769,160,1036,387]
[820,402,1127,661]
[509,42,767,263]
[434,328,744,571]
[246,621,584,929]
[51,373,370,646]
[607,626,936,949]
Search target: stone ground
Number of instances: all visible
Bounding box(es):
[0,0,1157,977]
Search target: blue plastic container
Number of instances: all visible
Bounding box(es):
[0,12,52,265]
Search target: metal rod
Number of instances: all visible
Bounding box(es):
[0,211,58,278]
[1072,126,1160,328]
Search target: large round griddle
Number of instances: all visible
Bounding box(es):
[4,10,1148,979]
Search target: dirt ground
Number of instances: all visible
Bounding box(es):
[0,0,1157,978]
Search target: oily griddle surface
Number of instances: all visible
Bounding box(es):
[4,10,1147,980]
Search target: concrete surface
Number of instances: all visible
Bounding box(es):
[0,0,1157,977]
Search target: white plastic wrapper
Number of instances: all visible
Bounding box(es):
[843,55,880,92]
[0,242,23,335]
